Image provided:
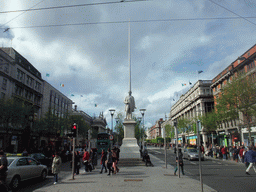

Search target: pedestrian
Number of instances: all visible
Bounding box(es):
[112,148,119,174]
[174,149,184,175]
[221,146,227,160]
[106,148,114,176]
[100,149,107,174]
[243,148,249,168]
[22,148,28,156]
[89,149,96,170]
[229,146,234,161]
[244,146,256,175]
[52,152,62,185]
[74,151,80,175]
[233,146,239,162]
[82,148,90,173]
[0,149,8,192]
[239,146,244,163]
[144,152,153,167]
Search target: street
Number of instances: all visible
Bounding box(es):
[147,147,256,192]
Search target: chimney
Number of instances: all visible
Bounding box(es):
[75,105,77,111]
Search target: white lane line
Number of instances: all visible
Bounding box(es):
[190,162,197,165]
[154,151,162,154]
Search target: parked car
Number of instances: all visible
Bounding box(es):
[6,156,48,190]
[183,148,204,161]
[29,153,53,174]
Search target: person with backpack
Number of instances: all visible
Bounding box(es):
[244,146,256,175]
[174,149,185,175]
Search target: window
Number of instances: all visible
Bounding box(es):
[0,92,5,99]
[4,64,9,73]
[35,81,41,91]
[2,78,7,90]
[14,84,23,96]
[16,158,28,166]
[17,69,25,81]
[248,61,255,71]
[27,158,37,165]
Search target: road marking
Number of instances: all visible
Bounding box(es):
[154,151,162,154]
[190,162,197,165]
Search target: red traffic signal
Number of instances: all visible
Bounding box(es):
[72,125,77,129]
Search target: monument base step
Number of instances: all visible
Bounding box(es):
[118,158,145,167]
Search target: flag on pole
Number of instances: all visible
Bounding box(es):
[182,84,186,86]
[60,84,64,87]
[95,104,97,107]
[71,94,74,96]
[46,73,50,77]
[198,70,203,74]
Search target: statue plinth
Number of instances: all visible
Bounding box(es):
[120,119,140,159]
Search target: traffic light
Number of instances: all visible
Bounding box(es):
[72,123,77,137]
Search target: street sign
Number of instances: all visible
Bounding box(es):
[109,135,114,140]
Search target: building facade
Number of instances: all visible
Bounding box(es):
[170,80,214,147]
[0,48,44,152]
[211,44,256,147]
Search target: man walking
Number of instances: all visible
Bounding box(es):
[0,149,8,191]
[244,146,256,175]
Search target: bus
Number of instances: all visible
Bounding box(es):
[96,133,111,153]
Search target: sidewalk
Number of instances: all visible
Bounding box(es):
[34,153,217,192]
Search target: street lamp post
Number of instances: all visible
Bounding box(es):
[115,117,120,146]
[137,117,142,154]
[140,109,146,152]
[109,109,115,149]
[174,120,180,178]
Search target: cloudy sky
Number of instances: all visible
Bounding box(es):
[1,0,256,128]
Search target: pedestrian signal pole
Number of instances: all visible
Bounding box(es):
[197,120,203,192]
[71,123,76,180]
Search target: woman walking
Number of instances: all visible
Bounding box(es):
[100,149,107,173]
[52,152,62,185]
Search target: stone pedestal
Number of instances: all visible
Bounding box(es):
[120,119,140,159]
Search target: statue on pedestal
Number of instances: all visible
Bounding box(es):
[124,91,135,120]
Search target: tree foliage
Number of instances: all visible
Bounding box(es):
[198,111,218,133]
[216,74,256,145]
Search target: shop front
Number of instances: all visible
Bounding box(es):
[187,135,197,145]
[242,127,256,147]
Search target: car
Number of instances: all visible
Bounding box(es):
[6,156,48,191]
[29,153,53,174]
[183,148,204,161]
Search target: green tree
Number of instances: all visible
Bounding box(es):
[199,111,218,133]
[177,118,193,135]
[216,74,256,146]
[114,112,125,145]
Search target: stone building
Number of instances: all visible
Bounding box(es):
[0,47,44,152]
[170,80,214,147]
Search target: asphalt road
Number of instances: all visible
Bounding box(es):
[147,147,256,192]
